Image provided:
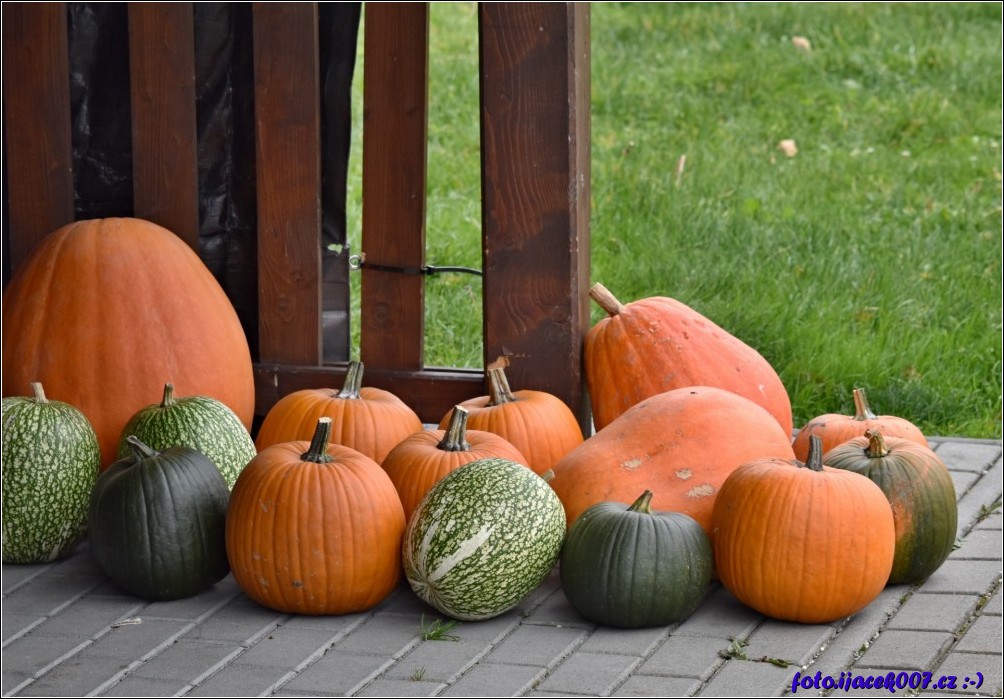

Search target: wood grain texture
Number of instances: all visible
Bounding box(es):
[128,3,200,249]
[2,2,75,271]
[360,2,429,371]
[479,2,591,433]
[253,3,322,365]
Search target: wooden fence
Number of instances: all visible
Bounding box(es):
[2,2,592,432]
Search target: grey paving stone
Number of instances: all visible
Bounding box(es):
[979,590,1002,616]
[887,592,981,633]
[355,677,446,696]
[525,587,593,627]
[513,567,564,617]
[439,662,544,697]
[958,480,1004,537]
[230,624,342,668]
[279,610,370,632]
[382,637,489,681]
[954,614,1003,654]
[2,612,44,643]
[12,652,131,697]
[673,586,761,640]
[138,577,243,621]
[743,620,835,669]
[1,632,91,678]
[46,546,104,576]
[610,674,701,697]
[30,594,145,640]
[2,563,50,593]
[696,657,794,696]
[82,618,192,661]
[577,625,670,657]
[639,634,728,680]
[949,528,1003,561]
[951,470,983,500]
[918,560,1002,595]
[436,613,519,643]
[934,443,1001,473]
[277,651,396,695]
[854,630,955,671]
[127,639,244,683]
[185,661,299,697]
[336,611,424,657]
[974,512,1002,531]
[2,671,33,697]
[2,573,102,615]
[97,675,184,696]
[481,622,586,668]
[179,595,284,644]
[933,651,1003,694]
[536,650,640,695]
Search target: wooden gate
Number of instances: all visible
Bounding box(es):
[2,2,591,432]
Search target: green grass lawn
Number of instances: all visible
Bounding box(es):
[345,3,1002,439]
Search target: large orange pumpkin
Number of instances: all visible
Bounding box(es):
[585,283,793,436]
[548,386,795,535]
[1,218,254,467]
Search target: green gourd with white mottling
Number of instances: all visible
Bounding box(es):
[403,457,565,621]
[116,383,256,489]
[2,382,100,563]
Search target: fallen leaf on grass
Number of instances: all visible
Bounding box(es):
[778,139,798,157]
[791,36,812,52]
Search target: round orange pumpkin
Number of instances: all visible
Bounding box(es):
[254,361,423,464]
[792,387,927,461]
[1,218,254,467]
[383,405,528,522]
[584,283,793,436]
[549,386,796,535]
[226,417,406,615]
[712,435,895,624]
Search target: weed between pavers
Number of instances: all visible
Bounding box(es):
[419,614,461,642]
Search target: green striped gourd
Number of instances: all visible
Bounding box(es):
[116,383,256,489]
[403,457,565,621]
[2,382,100,563]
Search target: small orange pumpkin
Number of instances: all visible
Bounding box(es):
[226,417,406,615]
[382,405,528,522]
[792,387,927,461]
[255,361,423,464]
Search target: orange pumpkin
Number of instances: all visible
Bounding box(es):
[1,218,254,467]
[383,405,528,522]
[255,361,423,464]
[549,386,795,535]
[584,283,793,436]
[440,364,584,476]
[226,417,406,615]
[792,387,927,461]
[712,435,895,624]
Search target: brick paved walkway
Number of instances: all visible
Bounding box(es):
[3,437,1000,697]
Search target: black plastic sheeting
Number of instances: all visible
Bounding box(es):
[4,2,361,361]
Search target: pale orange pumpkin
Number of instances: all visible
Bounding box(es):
[1,218,254,467]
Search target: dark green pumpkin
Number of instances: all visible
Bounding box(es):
[824,429,957,585]
[88,436,230,600]
[560,490,712,628]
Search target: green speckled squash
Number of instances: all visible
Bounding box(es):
[403,458,565,621]
[560,491,713,628]
[116,383,256,489]
[2,383,100,563]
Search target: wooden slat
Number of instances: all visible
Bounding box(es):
[128,3,200,249]
[253,3,323,365]
[360,2,429,371]
[2,2,75,271]
[254,363,484,425]
[479,3,592,434]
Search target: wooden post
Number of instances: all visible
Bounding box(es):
[479,3,592,434]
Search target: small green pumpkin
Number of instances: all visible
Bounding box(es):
[560,490,712,628]
[117,383,256,489]
[89,436,230,600]
[2,382,100,563]
[823,429,957,585]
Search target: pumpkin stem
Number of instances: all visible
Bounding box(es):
[852,387,877,421]
[29,382,47,403]
[864,429,891,458]
[302,417,335,463]
[628,490,654,514]
[487,367,517,406]
[124,435,159,461]
[160,382,177,408]
[803,434,825,472]
[337,361,364,400]
[438,406,472,452]
[589,283,626,316]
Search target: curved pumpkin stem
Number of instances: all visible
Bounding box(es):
[589,282,626,316]
[29,382,48,404]
[124,435,159,461]
[302,417,335,463]
[852,387,878,421]
[628,490,654,514]
[487,367,517,406]
[864,429,891,458]
[438,406,472,452]
[803,435,825,472]
[160,382,178,408]
[337,361,364,400]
